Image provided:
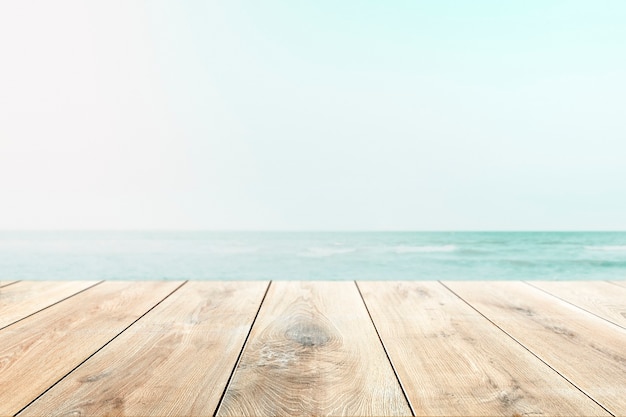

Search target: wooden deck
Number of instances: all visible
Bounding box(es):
[1,280,625,416]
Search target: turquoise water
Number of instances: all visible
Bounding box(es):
[1,232,625,281]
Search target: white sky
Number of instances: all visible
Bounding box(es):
[1,1,625,230]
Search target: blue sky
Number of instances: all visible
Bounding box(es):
[1,1,625,230]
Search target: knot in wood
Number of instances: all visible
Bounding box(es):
[284,322,331,347]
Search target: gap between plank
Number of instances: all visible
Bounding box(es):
[437,281,615,417]
[523,281,626,331]
[0,281,105,332]
[14,280,188,417]
[606,280,626,289]
[0,280,20,288]
[354,281,415,417]
[213,280,273,417]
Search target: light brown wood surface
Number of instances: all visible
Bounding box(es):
[358,281,607,416]
[2,280,625,416]
[528,280,626,329]
[609,280,626,289]
[0,280,182,416]
[0,280,100,329]
[0,280,19,288]
[217,281,411,417]
[445,281,626,415]
[20,281,269,417]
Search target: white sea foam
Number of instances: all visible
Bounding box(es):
[393,245,457,253]
[585,245,626,252]
[300,247,356,257]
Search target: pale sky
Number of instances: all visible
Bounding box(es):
[1,1,625,230]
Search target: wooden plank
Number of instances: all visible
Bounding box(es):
[609,280,626,289]
[358,281,608,416]
[217,281,411,417]
[19,281,269,417]
[528,281,626,329]
[0,280,182,416]
[0,280,100,329]
[0,280,19,288]
[445,281,626,415]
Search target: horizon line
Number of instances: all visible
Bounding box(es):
[1,229,625,233]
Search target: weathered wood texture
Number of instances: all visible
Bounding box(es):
[528,280,626,329]
[20,281,269,417]
[0,280,100,329]
[358,281,607,416]
[217,281,411,417]
[2,280,625,417]
[445,281,626,415]
[0,281,181,416]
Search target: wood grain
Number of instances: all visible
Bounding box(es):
[0,280,100,329]
[217,281,411,417]
[445,281,626,415]
[358,281,607,416]
[528,281,626,329]
[0,280,181,416]
[19,281,269,417]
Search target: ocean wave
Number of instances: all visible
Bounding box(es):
[585,245,626,252]
[300,247,356,257]
[393,245,457,254]
[457,248,490,255]
[208,246,259,255]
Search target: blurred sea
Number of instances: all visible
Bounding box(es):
[1,231,625,281]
